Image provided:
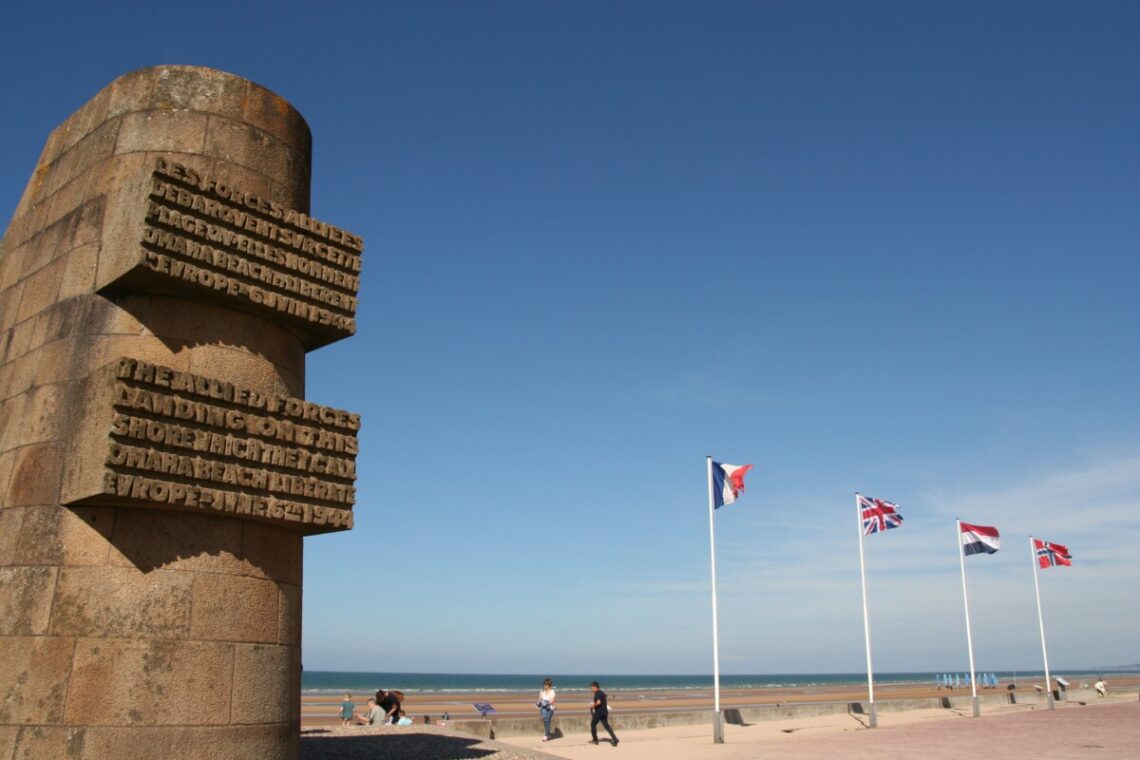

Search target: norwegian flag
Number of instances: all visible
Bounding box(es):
[859,495,904,536]
[1034,538,1072,568]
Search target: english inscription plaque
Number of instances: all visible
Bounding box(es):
[64,357,359,533]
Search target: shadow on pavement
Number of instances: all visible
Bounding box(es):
[301,732,499,759]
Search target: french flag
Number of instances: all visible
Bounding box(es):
[712,462,753,509]
[960,521,1000,556]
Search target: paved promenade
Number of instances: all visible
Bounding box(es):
[501,700,1140,760]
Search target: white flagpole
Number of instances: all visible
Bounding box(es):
[957,520,980,718]
[855,493,878,728]
[706,457,724,742]
[1030,536,1055,710]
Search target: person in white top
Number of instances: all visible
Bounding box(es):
[537,678,557,741]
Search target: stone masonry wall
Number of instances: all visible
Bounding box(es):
[0,66,362,760]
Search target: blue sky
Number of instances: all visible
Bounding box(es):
[2,1,1138,675]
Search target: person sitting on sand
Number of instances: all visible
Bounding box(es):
[353,698,383,725]
[394,691,406,722]
[340,693,355,727]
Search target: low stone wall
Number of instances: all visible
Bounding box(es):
[448,692,1052,739]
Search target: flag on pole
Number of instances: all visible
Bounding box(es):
[707,456,754,742]
[960,522,1001,556]
[1034,539,1071,568]
[712,462,753,509]
[858,495,903,535]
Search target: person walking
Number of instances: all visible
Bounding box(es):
[588,681,618,746]
[537,678,557,741]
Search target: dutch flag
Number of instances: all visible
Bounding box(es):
[960,521,1001,556]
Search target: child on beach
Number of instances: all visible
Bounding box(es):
[340,694,355,727]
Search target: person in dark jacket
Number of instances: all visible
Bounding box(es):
[588,681,618,746]
[375,689,403,724]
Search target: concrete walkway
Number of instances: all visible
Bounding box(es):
[500,700,1140,760]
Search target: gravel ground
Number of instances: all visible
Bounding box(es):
[300,724,565,760]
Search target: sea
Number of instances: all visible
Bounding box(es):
[300,670,1096,696]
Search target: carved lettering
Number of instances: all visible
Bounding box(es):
[140,251,355,332]
[115,358,360,431]
[143,203,361,300]
[155,157,364,252]
[93,359,359,531]
[109,414,357,476]
[101,472,354,529]
[137,160,362,341]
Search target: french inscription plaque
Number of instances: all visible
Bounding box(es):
[106,158,363,348]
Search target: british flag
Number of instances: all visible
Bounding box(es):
[859,494,904,536]
[1034,538,1072,568]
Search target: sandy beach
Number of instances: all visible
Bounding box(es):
[301,675,1139,728]
[300,675,1139,759]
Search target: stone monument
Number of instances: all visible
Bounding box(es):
[0,66,363,759]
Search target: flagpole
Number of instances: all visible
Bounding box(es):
[956,519,980,718]
[1030,536,1055,710]
[706,457,724,743]
[855,493,878,728]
